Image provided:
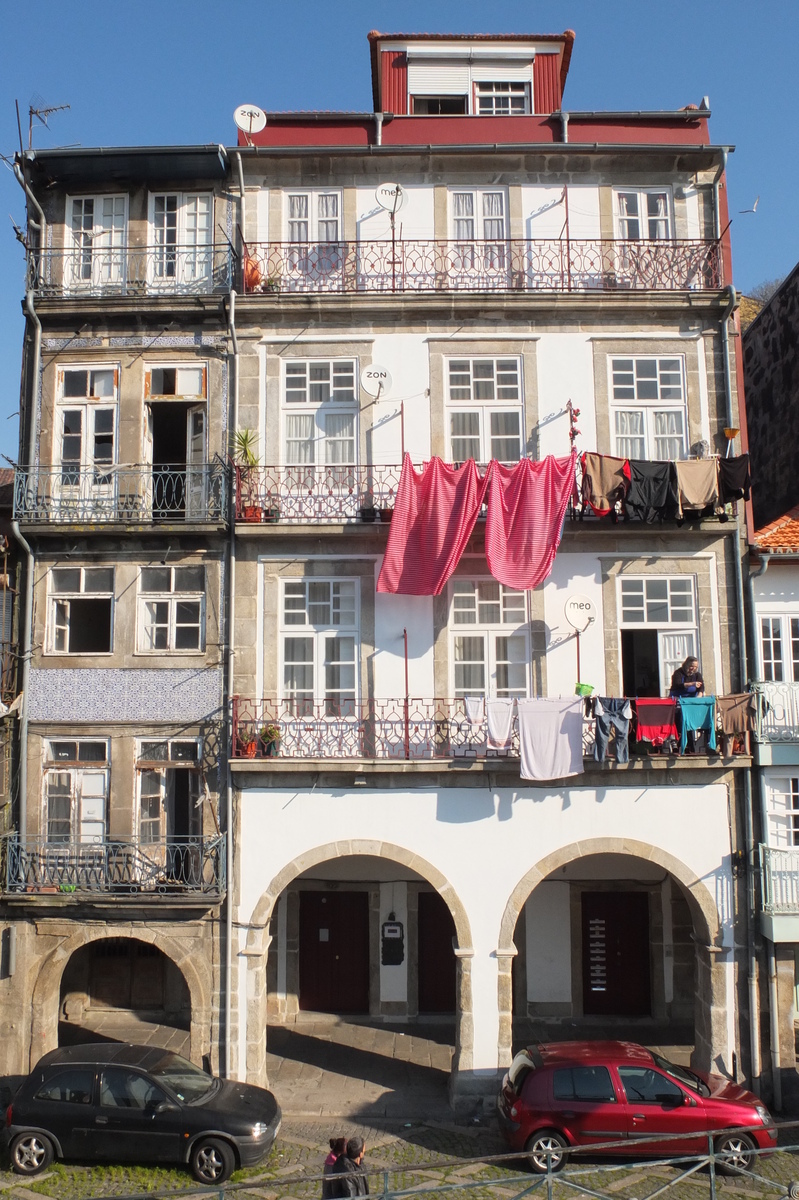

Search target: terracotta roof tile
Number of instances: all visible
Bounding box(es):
[754,505,799,553]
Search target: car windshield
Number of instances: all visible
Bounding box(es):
[652,1052,710,1097]
[148,1052,216,1103]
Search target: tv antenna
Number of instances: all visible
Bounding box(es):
[28,101,70,149]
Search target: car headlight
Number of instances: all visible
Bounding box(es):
[252,1122,269,1137]
[755,1105,771,1125]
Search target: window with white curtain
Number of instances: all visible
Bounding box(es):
[759,615,799,682]
[610,357,687,460]
[446,357,523,463]
[450,580,528,698]
[286,192,341,243]
[281,580,358,716]
[450,190,508,278]
[615,189,672,240]
[766,778,799,847]
[282,360,357,470]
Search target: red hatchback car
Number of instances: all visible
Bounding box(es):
[498,1041,775,1173]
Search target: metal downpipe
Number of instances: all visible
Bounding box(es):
[9,523,32,842]
[224,289,239,1079]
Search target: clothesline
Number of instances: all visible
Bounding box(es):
[580,451,750,522]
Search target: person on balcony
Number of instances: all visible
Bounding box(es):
[670,656,705,753]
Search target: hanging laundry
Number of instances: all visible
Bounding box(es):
[517,698,584,780]
[674,459,719,519]
[593,697,633,763]
[377,455,491,595]
[580,452,630,517]
[716,693,756,756]
[485,453,577,590]
[718,454,752,504]
[634,698,678,749]
[486,699,514,749]
[677,696,717,754]
[464,696,485,725]
[624,460,679,523]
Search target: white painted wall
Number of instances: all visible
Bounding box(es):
[379,881,408,1004]
[543,553,607,697]
[524,880,571,1003]
[521,186,601,240]
[374,583,436,700]
[368,333,431,465]
[356,185,434,241]
[754,563,799,610]
[535,334,597,457]
[238,781,733,1077]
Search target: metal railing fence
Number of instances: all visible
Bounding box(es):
[753,681,799,743]
[28,244,233,297]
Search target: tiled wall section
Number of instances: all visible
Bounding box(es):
[28,668,223,722]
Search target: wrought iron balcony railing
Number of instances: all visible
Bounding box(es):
[14,462,229,526]
[28,244,233,298]
[2,835,225,897]
[242,238,722,296]
[232,697,596,762]
[752,681,799,743]
[760,844,799,914]
[235,463,402,524]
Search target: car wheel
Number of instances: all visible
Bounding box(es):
[190,1136,236,1185]
[10,1132,55,1175]
[715,1131,757,1174]
[525,1129,568,1174]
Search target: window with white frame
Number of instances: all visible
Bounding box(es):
[618,575,698,696]
[67,195,127,288]
[150,193,212,284]
[765,777,799,847]
[450,189,507,242]
[281,580,358,716]
[615,189,672,241]
[56,366,118,486]
[450,580,528,698]
[759,615,799,682]
[44,740,108,845]
[283,360,357,470]
[285,191,342,278]
[447,357,523,463]
[475,81,530,114]
[610,357,687,461]
[137,566,205,653]
[49,567,114,655]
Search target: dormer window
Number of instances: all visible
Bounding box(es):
[475,82,530,115]
[407,55,534,116]
[412,96,468,115]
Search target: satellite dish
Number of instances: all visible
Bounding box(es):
[234,104,267,135]
[564,594,596,633]
[361,365,392,398]
[375,183,407,213]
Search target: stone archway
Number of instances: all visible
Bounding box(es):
[496,838,727,1076]
[29,927,211,1071]
[242,839,474,1099]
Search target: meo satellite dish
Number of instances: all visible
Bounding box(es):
[234,104,267,135]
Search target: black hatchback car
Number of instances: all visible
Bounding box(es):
[4,1043,281,1185]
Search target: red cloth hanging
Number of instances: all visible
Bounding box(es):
[485,452,577,590]
[376,455,491,595]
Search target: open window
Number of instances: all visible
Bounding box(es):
[618,576,697,697]
[137,740,202,883]
[48,567,114,655]
[144,364,208,518]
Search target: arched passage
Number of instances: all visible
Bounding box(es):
[242,840,474,1098]
[29,928,211,1072]
[497,838,728,1077]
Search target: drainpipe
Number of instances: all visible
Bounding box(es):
[13,162,46,245]
[559,110,569,144]
[223,289,239,1079]
[234,152,246,243]
[374,113,384,146]
[9,523,32,845]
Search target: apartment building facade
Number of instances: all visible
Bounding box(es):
[4,29,769,1106]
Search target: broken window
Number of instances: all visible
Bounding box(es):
[49,567,114,654]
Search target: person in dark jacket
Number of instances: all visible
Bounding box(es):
[322,1137,347,1199]
[670,656,705,752]
[330,1136,369,1197]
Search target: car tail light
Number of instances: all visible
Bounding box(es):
[5,1104,12,1127]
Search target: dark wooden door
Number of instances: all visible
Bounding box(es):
[299,891,370,1013]
[90,940,165,1010]
[417,891,456,1013]
[582,892,651,1016]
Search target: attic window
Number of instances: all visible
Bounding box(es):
[412,96,467,115]
[475,82,530,115]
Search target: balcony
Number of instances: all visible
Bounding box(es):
[759,844,799,942]
[236,463,402,524]
[14,462,228,527]
[753,682,799,745]
[27,244,233,299]
[242,238,722,296]
[1,835,225,900]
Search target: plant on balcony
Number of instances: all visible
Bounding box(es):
[237,726,258,758]
[359,493,378,522]
[235,429,264,523]
[263,272,281,294]
[259,722,281,757]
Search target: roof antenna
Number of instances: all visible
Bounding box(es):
[28,100,71,149]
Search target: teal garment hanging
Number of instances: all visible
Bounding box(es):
[678,697,716,753]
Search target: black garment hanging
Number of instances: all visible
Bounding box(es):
[718,453,751,504]
[624,460,679,522]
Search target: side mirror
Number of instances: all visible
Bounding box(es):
[154,1100,180,1115]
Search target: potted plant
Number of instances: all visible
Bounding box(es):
[259,722,281,757]
[359,493,378,522]
[379,505,394,522]
[263,272,281,294]
[235,428,263,523]
[262,493,280,523]
[237,728,258,758]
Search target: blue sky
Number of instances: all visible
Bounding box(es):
[1,0,796,463]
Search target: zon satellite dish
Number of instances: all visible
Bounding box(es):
[360,365,393,398]
[234,104,267,135]
[375,182,407,213]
